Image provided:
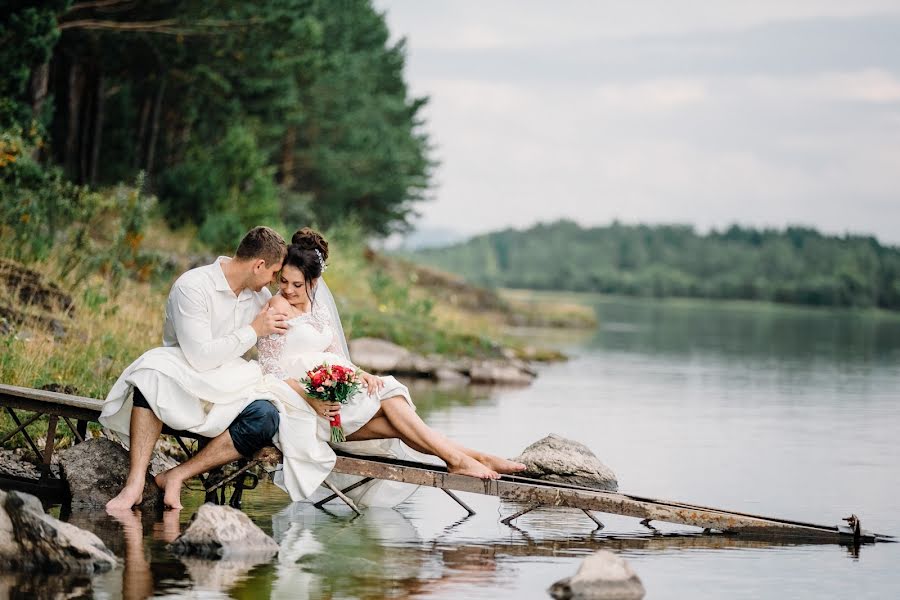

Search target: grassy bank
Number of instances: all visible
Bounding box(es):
[1,203,589,450]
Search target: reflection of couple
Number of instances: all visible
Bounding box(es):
[101,226,524,510]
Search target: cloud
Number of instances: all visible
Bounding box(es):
[379,1,900,48]
[744,68,900,103]
[376,2,900,244]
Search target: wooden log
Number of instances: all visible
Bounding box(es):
[332,455,860,541]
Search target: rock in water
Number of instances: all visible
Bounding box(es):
[0,489,117,573]
[513,434,618,492]
[58,437,160,509]
[549,551,645,599]
[169,504,278,560]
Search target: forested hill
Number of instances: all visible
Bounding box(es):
[409,221,900,310]
[1,1,430,249]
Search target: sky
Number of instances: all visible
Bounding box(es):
[373,1,900,245]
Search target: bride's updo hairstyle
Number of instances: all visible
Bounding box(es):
[282,227,329,303]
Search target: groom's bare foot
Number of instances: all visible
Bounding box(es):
[106,484,143,511]
[154,471,185,510]
[448,455,499,480]
[479,455,526,475]
[156,507,182,543]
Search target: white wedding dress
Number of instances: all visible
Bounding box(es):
[257,294,425,505]
[101,291,424,507]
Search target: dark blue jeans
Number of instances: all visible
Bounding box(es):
[133,387,279,458]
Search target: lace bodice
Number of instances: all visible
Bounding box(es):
[257,297,352,380]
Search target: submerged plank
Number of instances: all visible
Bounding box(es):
[332,454,874,541]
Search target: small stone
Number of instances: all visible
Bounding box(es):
[549,551,645,599]
[49,318,66,339]
[513,434,618,492]
[169,504,278,560]
[14,329,34,342]
[468,360,535,385]
[434,368,470,384]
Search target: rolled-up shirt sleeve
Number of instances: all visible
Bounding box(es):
[169,285,257,371]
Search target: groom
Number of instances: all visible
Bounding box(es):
[105,226,289,510]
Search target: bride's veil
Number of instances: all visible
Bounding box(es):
[316,278,351,361]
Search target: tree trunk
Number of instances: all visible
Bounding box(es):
[64,61,85,178]
[280,125,297,187]
[89,73,105,184]
[28,62,50,161]
[28,62,50,119]
[145,74,166,174]
[134,96,151,169]
[79,72,93,183]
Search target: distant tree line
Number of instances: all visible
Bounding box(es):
[410,220,900,310]
[1,1,431,249]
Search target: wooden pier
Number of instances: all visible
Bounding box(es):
[0,383,892,544]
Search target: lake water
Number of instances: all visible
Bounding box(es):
[15,297,900,598]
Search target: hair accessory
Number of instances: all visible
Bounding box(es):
[314,248,328,272]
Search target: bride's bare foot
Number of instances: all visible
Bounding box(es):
[479,455,526,475]
[154,470,185,510]
[448,455,499,480]
[106,483,143,511]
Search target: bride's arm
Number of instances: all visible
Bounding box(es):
[318,303,384,392]
[256,311,338,413]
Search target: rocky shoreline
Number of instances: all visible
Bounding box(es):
[349,337,540,385]
[0,434,627,596]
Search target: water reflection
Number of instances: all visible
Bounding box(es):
[0,485,887,600]
[405,380,497,418]
[587,297,900,366]
[271,503,428,598]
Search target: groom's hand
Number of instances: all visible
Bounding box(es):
[252,305,289,338]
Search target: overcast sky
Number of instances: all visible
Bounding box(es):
[374,1,900,245]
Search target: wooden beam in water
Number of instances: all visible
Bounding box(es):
[332,454,878,542]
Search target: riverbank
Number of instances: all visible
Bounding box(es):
[0,218,591,447]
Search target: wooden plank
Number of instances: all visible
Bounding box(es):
[0,384,103,421]
[0,383,104,410]
[332,455,857,541]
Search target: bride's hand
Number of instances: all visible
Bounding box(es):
[358,371,384,394]
[311,399,341,419]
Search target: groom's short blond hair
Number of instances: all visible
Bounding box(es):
[234,226,286,267]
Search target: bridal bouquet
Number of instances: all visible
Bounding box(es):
[302,363,361,443]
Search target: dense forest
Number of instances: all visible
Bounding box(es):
[1,0,431,251]
[410,220,900,310]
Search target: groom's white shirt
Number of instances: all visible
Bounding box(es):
[162,256,271,372]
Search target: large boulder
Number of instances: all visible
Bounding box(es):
[513,434,618,492]
[0,489,117,573]
[349,338,413,373]
[58,437,160,509]
[549,551,645,599]
[169,504,278,560]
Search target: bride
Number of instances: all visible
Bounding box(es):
[256,228,525,501]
